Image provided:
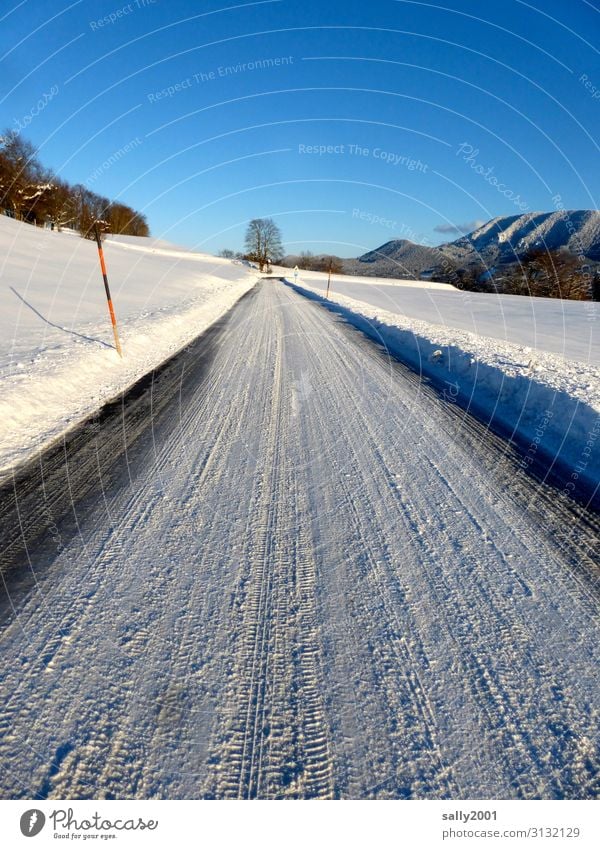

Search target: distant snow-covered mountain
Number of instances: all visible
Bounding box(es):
[442,210,600,265]
[341,210,600,278]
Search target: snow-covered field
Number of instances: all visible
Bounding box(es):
[284,272,600,504]
[285,268,599,363]
[0,217,256,475]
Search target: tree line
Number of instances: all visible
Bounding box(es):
[285,251,344,274]
[0,131,149,238]
[221,217,598,301]
[434,249,597,300]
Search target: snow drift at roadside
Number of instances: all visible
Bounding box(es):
[284,277,600,505]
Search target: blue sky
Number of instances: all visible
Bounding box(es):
[1,0,598,256]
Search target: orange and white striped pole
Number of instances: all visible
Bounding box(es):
[94,223,123,357]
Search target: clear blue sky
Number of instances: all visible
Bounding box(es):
[1,0,598,256]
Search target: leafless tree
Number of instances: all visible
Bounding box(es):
[504,249,591,299]
[244,218,283,271]
[0,129,149,237]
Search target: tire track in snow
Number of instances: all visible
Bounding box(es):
[0,281,598,799]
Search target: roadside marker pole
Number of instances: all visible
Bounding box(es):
[325,261,332,299]
[94,223,123,358]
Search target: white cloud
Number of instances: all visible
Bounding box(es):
[434,219,485,235]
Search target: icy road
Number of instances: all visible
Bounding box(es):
[0,281,598,800]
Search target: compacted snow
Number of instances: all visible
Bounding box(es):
[0,282,598,800]
[0,217,256,475]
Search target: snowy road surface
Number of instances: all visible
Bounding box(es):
[0,281,599,800]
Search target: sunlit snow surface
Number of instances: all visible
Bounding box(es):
[0,216,256,473]
[0,282,598,800]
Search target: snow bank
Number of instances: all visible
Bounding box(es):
[0,217,256,476]
[284,277,600,505]
[272,265,455,291]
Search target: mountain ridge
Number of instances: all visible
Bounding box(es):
[342,210,600,279]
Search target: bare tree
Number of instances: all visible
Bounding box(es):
[106,202,149,237]
[46,178,78,229]
[244,218,283,272]
[298,250,315,270]
[507,249,591,300]
[0,129,149,237]
[0,133,42,219]
[431,257,488,291]
[313,255,343,274]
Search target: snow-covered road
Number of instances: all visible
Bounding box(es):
[0,281,598,800]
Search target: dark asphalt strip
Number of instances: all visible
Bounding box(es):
[0,286,259,611]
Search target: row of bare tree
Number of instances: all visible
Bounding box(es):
[278,250,344,274]
[0,131,149,238]
[434,249,596,300]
